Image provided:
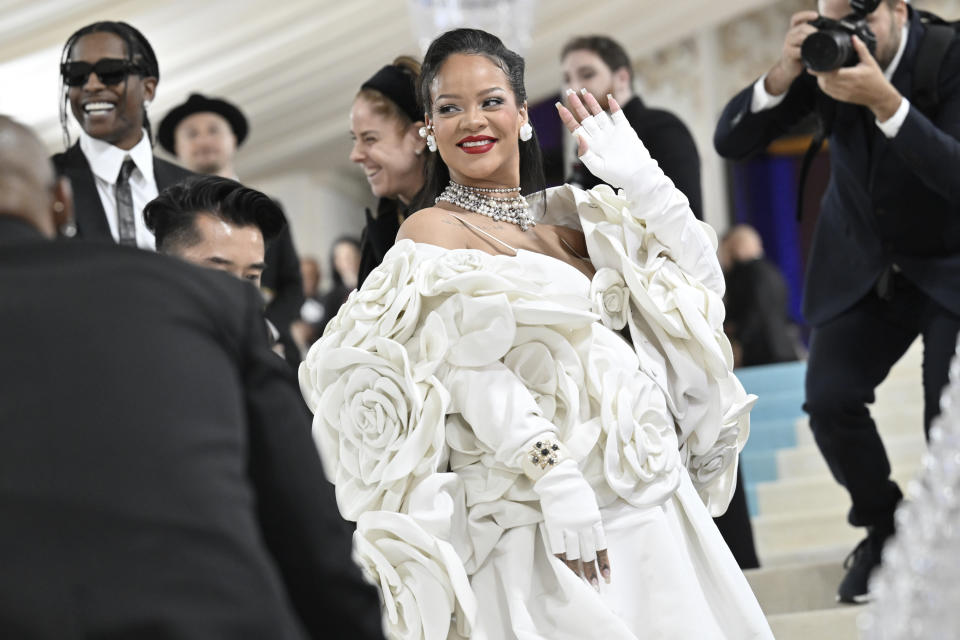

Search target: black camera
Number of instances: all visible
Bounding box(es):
[801,0,881,71]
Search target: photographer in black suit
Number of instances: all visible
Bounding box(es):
[714,0,960,603]
[0,115,384,640]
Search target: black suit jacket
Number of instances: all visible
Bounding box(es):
[714,8,960,326]
[0,216,384,640]
[51,141,194,243]
[570,95,704,220]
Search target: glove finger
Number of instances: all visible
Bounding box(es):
[579,114,601,137]
[564,530,581,561]
[545,524,566,556]
[593,522,607,550]
[611,108,629,126]
[593,110,614,131]
[578,527,597,563]
[571,126,592,144]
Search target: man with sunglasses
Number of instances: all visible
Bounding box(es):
[52,21,192,250]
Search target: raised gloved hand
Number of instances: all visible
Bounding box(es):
[533,457,611,587]
[556,89,662,200]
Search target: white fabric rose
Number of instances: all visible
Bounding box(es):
[590,267,630,330]
[503,326,589,438]
[687,387,756,516]
[417,249,513,298]
[595,368,682,509]
[310,337,449,520]
[327,240,423,348]
[354,509,476,640]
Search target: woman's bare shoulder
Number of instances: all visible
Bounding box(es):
[397,207,468,248]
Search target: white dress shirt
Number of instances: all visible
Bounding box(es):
[751,24,911,138]
[79,128,159,250]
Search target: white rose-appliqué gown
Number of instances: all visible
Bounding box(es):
[300,184,773,639]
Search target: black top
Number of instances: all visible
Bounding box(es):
[569,95,704,220]
[0,218,384,640]
[714,7,960,326]
[725,258,800,367]
[357,196,409,287]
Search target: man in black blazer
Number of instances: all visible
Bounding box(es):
[714,0,960,603]
[561,35,704,220]
[52,21,193,249]
[0,115,384,640]
[158,93,305,365]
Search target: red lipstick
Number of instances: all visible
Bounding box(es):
[457,135,497,154]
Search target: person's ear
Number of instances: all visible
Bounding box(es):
[894,0,908,27]
[142,76,158,105]
[612,67,631,97]
[53,176,75,238]
[520,101,529,127]
[409,120,427,155]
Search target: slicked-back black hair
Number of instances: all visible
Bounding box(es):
[143,176,285,253]
[59,21,159,149]
[414,28,546,212]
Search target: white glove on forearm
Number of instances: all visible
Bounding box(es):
[573,108,670,201]
[534,458,606,562]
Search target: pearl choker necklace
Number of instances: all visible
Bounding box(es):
[436,180,535,231]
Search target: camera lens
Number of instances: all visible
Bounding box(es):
[802,31,852,71]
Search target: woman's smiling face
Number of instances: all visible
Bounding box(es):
[427,53,527,189]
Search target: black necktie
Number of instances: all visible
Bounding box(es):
[115,157,137,247]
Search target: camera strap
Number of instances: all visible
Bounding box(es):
[912,13,956,116]
[796,98,836,221]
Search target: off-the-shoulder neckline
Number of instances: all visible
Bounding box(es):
[410,241,592,286]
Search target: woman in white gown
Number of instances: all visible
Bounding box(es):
[300,28,773,640]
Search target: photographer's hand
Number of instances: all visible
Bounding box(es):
[808,36,903,122]
[765,10,820,96]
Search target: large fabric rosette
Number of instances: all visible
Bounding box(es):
[539,183,755,514]
[354,476,477,640]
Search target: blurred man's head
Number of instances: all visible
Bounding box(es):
[144,176,283,287]
[720,224,764,272]
[0,115,73,238]
[158,94,249,178]
[561,35,634,110]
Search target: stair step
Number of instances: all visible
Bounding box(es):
[752,509,862,559]
[759,543,849,568]
[776,434,925,479]
[746,561,844,615]
[767,605,865,640]
[755,466,920,516]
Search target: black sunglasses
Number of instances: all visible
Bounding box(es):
[60,58,145,87]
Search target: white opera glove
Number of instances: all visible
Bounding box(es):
[572,107,660,199]
[533,458,606,562]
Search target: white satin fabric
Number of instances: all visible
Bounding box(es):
[300,183,771,639]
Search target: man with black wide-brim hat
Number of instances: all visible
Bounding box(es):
[159,93,304,366]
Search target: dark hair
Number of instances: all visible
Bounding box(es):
[144,176,285,253]
[328,236,362,290]
[414,28,546,211]
[561,35,634,84]
[59,21,160,149]
[357,56,423,129]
